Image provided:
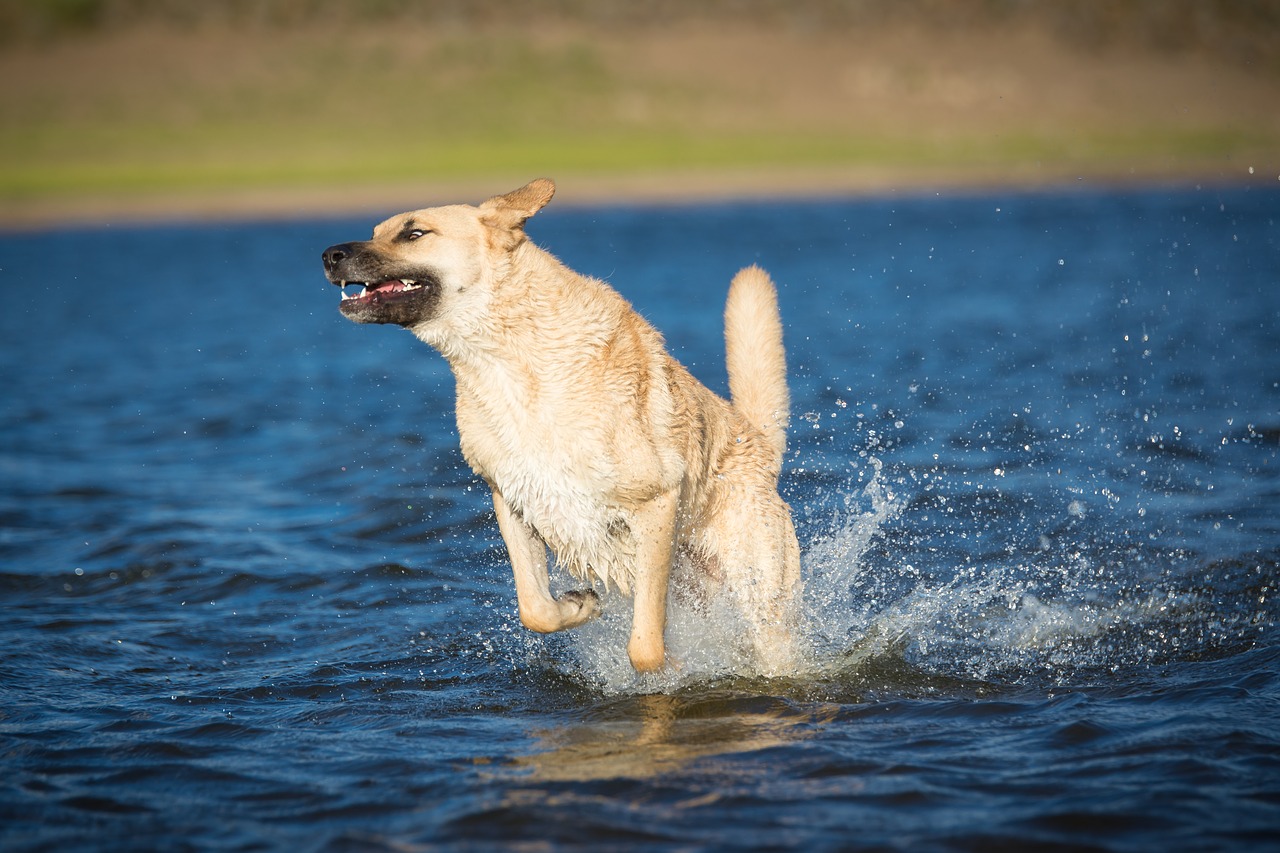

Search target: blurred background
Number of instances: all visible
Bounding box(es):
[1,0,1278,226]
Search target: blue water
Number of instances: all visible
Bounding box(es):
[2,186,1278,851]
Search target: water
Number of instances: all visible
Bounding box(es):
[2,186,1278,851]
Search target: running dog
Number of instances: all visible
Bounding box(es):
[322,179,802,674]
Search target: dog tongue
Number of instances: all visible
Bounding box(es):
[371,280,403,293]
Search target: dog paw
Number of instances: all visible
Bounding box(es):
[559,589,601,625]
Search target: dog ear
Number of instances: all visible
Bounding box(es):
[479,178,556,231]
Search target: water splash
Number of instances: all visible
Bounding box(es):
[801,457,906,657]
[562,574,762,694]
[793,457,1277,688]
[544,454,1275,696]
[558,459,906,694]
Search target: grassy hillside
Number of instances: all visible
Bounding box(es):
[2,1,1278,225]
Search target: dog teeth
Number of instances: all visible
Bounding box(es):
[337,280,423,301]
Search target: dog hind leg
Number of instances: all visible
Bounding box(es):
[749,510,803,676]
[719,495,804,676]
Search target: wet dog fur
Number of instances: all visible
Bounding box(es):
[322,179,802,674]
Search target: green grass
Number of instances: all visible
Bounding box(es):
[1,22,1276,211]
[2,123,1270,202]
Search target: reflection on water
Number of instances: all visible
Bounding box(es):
[512,692,834,782]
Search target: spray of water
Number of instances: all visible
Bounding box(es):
[556,459,907,693]
[538,457,1272,695]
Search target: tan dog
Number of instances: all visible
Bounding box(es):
[322,179,802,674]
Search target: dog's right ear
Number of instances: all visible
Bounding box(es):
[479,178,556,232]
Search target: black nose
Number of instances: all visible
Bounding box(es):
[322,243,353,273]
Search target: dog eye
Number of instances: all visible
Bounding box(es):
[406,229,431,241]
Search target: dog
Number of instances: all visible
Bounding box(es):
[322,179,802,674]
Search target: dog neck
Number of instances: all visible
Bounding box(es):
[424,240,627,401]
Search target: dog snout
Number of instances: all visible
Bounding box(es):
[322,243,356,276]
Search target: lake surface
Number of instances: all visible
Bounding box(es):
[2,186,1278,851]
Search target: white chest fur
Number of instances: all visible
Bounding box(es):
[454,366,639,594]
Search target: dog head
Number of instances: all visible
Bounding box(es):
[321,178,556,329]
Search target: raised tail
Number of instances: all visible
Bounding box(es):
[724,265,790,468]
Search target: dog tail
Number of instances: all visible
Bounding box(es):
[724,265,790,467]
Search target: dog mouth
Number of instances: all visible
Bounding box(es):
[339,278,429,304]
[334,275,442,325]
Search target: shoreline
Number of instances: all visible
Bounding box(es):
[3,161,1273,232]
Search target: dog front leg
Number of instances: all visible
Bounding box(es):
[626,488,680,672]
[492,488,600,633]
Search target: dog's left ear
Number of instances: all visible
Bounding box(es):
[479,178,556,231]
